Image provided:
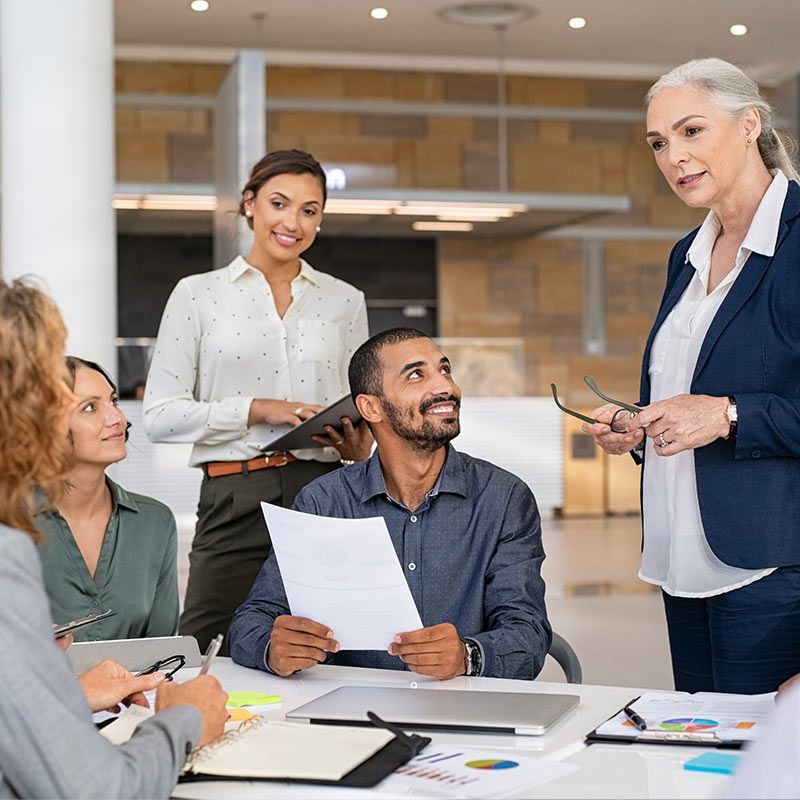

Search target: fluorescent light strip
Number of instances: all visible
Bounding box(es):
[412,221,474,232]
[393,206,514,218]
[437,214,500,223]
[113,194,216,211]
[111,195,525,221]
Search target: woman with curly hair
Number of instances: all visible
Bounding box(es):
[0,278,227,798]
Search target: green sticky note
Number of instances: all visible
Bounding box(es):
[226,691,282,708]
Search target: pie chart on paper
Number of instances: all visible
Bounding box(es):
[465,759,519,770]
[660,718,719,732]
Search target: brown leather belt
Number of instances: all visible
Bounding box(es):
[203,453,297,478]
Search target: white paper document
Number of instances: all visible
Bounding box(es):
[595,691,776,742]
[385,742,578,798]
[261,502,423,650]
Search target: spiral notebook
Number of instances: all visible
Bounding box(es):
[101,705,429,786]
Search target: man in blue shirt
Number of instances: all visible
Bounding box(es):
[229,328,551,680]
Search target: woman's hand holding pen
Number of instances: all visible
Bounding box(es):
[312,415,374,461]
[248,399,323,428]
[582,403,645,456]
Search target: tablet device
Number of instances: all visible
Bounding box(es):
[262,394,362,452]
[286,686,580,736]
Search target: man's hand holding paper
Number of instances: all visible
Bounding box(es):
[389,622,467,680]
[268,616,340,676]
[260,503,423,654]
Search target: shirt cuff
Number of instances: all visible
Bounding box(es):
[207,396,253,434]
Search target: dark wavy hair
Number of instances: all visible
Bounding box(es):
[238,149,327,229]
[348,327,431,398]
[64,356,130,442]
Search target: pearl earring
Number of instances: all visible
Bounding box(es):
[316,226,321,233]
[245,210,253,217]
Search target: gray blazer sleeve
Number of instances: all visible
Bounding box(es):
[0,526,202,799]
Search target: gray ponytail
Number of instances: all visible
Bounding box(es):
[645,57,800,183]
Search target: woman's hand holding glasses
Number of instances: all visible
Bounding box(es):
[582,403,645,456]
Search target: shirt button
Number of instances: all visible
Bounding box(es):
[752,450,762,459]
[410,515,417,523]
[408,562,416,571]
[91,600,98,607]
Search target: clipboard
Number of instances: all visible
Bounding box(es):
[262,394,362,452]
[178,712,430,788]
[586,696,745,750]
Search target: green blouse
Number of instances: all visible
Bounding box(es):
[35,477,179,642]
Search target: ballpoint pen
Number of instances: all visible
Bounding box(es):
[623,705,648,731]
[199,634,224,676]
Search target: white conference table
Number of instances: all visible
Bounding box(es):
[171,658,732,800]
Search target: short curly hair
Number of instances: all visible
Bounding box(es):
[0,278,73,541]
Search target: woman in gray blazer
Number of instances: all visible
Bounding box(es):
[0,278,228,799]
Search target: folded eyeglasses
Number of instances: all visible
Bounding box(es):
[551,376,642,434]
[134,654,186,681]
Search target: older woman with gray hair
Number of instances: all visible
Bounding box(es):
[584,57,800,694]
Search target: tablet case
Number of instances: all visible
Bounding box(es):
[262,394,362,452]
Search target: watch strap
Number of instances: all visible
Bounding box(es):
[725,395,738,440]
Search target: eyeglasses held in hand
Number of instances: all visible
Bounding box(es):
[551,376,642,433]
[135,654,186,681]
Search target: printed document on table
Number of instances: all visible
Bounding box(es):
[261,502,423,650]
[596,691,776,742]
[384,742,578,798]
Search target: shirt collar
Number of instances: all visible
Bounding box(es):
[686,169,789,269]
[227,256,320,287]
[32,476,138,515]
[359,444,468,504]
[106,476,139,512]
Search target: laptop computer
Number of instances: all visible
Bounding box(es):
[286,686,580,736]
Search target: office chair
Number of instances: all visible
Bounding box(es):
[547,631,583,684]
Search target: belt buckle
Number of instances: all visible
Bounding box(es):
[271,453,289,468]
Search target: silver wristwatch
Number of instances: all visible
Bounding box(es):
[462,637,482,677]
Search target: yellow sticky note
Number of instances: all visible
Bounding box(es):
[226,707,256,722]
[226,691,282,708]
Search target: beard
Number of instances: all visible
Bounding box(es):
[380,393,461,452]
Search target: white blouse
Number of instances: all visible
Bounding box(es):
[143,256,369,467]
[639,170,787,597]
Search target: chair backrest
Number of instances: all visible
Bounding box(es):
[548,631,583,684]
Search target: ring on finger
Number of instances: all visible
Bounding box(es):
[295,407,304,416]
[658,432,668,447]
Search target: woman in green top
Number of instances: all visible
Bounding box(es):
[37,357,179,642]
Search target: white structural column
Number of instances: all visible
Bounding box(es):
[0,0,116,372]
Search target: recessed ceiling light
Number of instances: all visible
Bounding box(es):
[439,3,534,28]
[190,0,210,11]
[370,7,389,20]
[729,23,748,36]
[568,16,586,29]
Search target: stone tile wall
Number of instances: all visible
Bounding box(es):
[113,60,733,401]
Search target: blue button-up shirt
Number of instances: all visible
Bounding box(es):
[229,445,551,680]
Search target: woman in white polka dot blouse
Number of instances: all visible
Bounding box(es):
[143,149,372,651]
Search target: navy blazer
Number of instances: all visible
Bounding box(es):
[639,180,800,569]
